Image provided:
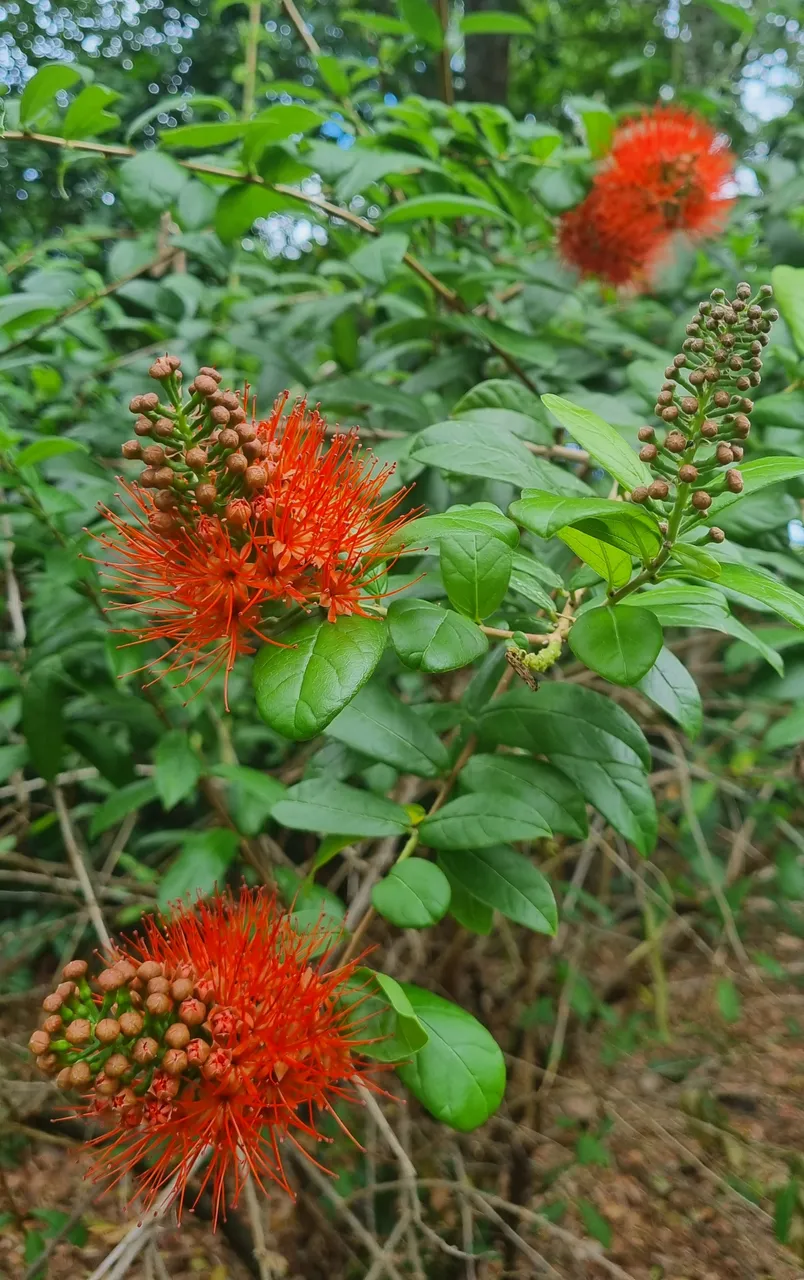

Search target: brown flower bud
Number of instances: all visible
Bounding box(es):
[149,357,174,380]
[119,1010,145,1038]
[732,414,751,438]
[648,480,669,500]
[736,282,751,300]
[96,1018,121,1045]
[140,393,159,413]
[680,396,699,415]
[229,405,247,426]
[187,1038,211,1066]
[193,374,219,398]
[709,527,726,543]
[149,512,176,535]
[637,426,655,441]
[689,370,705,387]
[218,428,240,451]
[65,1019,92,1046]
[153,417,174,439]
[178,998,207,1027]
[704,367,719,384]
[665,432,687,453]
[691,491,712,511]
[29,1030,51,1056]
[699,420,719,439]
[113,1087,139,1111]
[656,391,673,407]
[226,451,248,475]
[749,372,761,387]
[730,444,744,461]
[153,490,176,513]
[56,1067,73,1090]
[630,486,649,504]
[661,406,679,422]
[225,499,252,528]
[729,355,743,371]
[713,391,731,409]
[140,467,158,488]
[129,395,144,414]
[725,470,743,493]
[147,976,171,995]
[678,465,698,483]
[132,1037,159,1065]
[716,444,734,465]
[141,444,166,466]
[210,405,230,426]
[221,391,241,411]
[243,439,267,461]
[95,1072,118,1098]
[740,398,754,413]
[122,440,141,460]
[196,483,218,506]
[63,960,88,982]
[43,1014,63,1036]
[162,1048,189,1077]
[69,1061,92,1090]
[735,376,750,391]
[165,1022,191,1050]
[153,467,175,490]
[245,465,268,492]
[201,1048,232,1082]
[104,1053,131,1079]
[146,993,172,1017]
[198,365,222,383]
[42,993,64,1014]
[166,978,192,1003]
[639,444,658,462]
[673,354,686,368]
[664,366,677,379]
[185,447,207,472]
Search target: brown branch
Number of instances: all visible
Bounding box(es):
[281,0,321,55]
[435,0,454,105]
[51,786,112,952]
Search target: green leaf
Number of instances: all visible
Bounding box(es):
[158,828,240,910]
[558,526,631,591]
[149,731,198,810]
[441,866,494,934]
[16,438,88,467]
[22,664,64,783]
[326,682,449,778]
[578,1199,612,1249]
[214,185,301,241]
[372,857,452,928]
[569,604,663,686]
[669,542,722,581]
[541,394,652,491]
[398,0,444,47]
[419,791,551,850]
[384,504,519,555]
[62,84,121,139]
[89,779,158,838]
[460,11,535,34]
[438,845,557,934]
[19,64,82,127]
[566,95,614,158]
[509,491,660,559]
[771,266,804,355]
[383,193,510,224]
[440,531,513,621]
[387,599,489,672]
[253,616,386,740]
[272,779,411,837]
[208,764,286,835]
[373,971,428,1049]
[453,379,547,424]
[316,53,350,96]
[460,754,588,838]
[509,550,561,611]
[311,833,356,873]
[480,685,656,854]
[775,1178,798,1244]
[709,457,804,518]
[159,120,248,149]
[349,232,410,285]
[396,984,505,1130]
[411,420,559,490]
[699,0,754,36]
[342,8,413,33]
[717,562,804,629]
[764,707,804,752]
[274,867,346,941]
[620,584,785,675]
[344,968,428,1062]
[715,976,741,1023]
[118,151,187,214]
[636,647,703,741]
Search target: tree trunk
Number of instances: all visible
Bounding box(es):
[462,0,511,104]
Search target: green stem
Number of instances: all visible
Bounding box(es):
[242,0,262,119]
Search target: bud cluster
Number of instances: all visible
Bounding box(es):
[122,358,281,537]
[630,282,778,541]
[28,955,238,1129]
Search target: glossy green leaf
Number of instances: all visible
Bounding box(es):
[700,0,754,35]
[412,420,558,489]
[709,457,804,518]
[118,151,187,213]
[419,791,551,850]
[16,438,88,467]
[558,526,631,590]
[384,193,510,224]
[764,707,804,752]
[325,681,449,777]
[510,491,661,559]
[372,857,452,927]
[316,53,350,96]
[62,84,121,139]
[385,504,519,555]
[341,9,413,34]
[668,542,723,581]
[569,604,663,686]
[541,394,652,490]
[441,864,495,934]
[397,0,443,48]
[159,120,247,149]
[439,845,557,934]
[480,684,656,854]
[214,185,301,241]
[636,646,703,741]
[19,64,82,127]
[772,265,804,355]
[440,530,513,621]
[717,562,804,629]
[349,232,410,285]
[396,984,505,1130]
[253,616,387,740]
[460,754,588,838]
[157,828,239,909]
[209,764,286,836]
[620,584,785,674]
[89,778,158,838]
[154,730,201,810]
[460,11,535,34]
[387,599,489,672]
[272,779,411,837]
[21,663,64,783]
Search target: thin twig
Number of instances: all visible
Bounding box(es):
[242,1169,274,1280]
[51,786,112,952]
[281,0,320,55]
[293,1153,407,1280]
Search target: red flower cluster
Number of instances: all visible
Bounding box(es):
[558,107,735,288]
[94,371,416,705]
[29,889,373,1223]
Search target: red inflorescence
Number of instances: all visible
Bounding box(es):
[95,394,416,705]
[558,106,735,289]
[82,889,372,1224]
